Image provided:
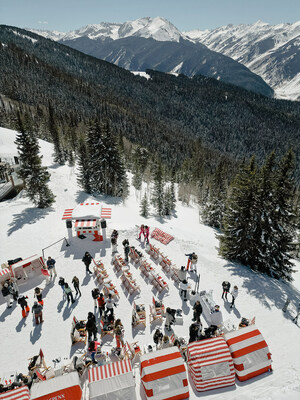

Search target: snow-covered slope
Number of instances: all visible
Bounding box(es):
[185,21,300,100]
[1,126,300,399]
[30,17,188,43]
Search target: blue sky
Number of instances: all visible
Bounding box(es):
[1,0,299,32]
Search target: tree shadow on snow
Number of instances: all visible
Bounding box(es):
[74,190,123,207]
[223,262,300,320]
[7,207,54,236]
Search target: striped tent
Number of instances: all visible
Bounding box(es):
[88,359,136,400]
[187,337,235,392]
[0,267,10,284]
[224,325,272,381]
[0,386,30,400]
[140,347,189,400]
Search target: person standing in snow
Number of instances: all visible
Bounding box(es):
[64,282,75,304]
[1,282,13,308]
[58,277,65,296]
[122,239,130,262]
[34,287,43,305]
[179,279,189,301]
[97,293,106,317]
[46,256,57,278]
[144,225,150,244]
[41,265,50,285]
[114,319,125,348]
[192,300,202,323]
[32,301,43,325]
[165,307,176,330]
[105,294,116,316]
[138,224,145,240]
[91,288,100,308]
[72,276,81,297]
[230,286,238,308]
[178,266,187,282]
[82,251,93,274]
[86,312,98,342]
[88,340,101,364]
[18,295,30,318]
[221,281,231,300]
[9,277,19,300]
[185,252,197,271]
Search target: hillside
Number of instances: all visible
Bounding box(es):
[0,126,300,399]
[1,25,300,176]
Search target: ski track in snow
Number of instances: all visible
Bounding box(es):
[0,126,300,399]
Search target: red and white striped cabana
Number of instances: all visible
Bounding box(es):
[224,325,272,381]
[140,347,189,400]
[10,255,45,281]
[187,337,235,392]
[0,386,30,400]
[88,359,136,400]
[62,202,111,241]
[0,267,10,284]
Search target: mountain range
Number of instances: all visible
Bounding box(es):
[29,17,300,100]
[29,17,273,98]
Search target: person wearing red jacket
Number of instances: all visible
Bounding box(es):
[97,293,106,317]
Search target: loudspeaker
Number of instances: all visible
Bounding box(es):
[101,220,107,229]
[66,220,72,229]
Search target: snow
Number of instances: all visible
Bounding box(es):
[1,126,300,399]
[131,71,151,80]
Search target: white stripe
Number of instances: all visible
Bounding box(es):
[236,359,272,377]
[143,371,187,390]
[228,334,265,352]
[142,357,183,376]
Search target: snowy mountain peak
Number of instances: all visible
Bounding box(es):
[29,16,188,43]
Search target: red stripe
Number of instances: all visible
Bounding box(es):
[226,329,261,346]
[108,363,112,377]
[163,391,190,400]
[116,361,121,375]
[141,351,182,370]
[112,362,116,376]
[142,365,186,382]
[120,360,124,374]
[100,365,104,380]
[231,340,268,358]
[237,365,272,381]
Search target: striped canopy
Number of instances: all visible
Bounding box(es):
[0,386,30,400]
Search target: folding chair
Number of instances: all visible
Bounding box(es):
[120,341,142,361]
[103,283,120,300]
[100,319,115,338]
[28,349,48,376]
[160,256,172,273]
[170,266,180,283]
[149,297,165,323]
[71,316,87,345]
[132,302,146,328]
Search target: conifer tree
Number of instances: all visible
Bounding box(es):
[48,105,64,165]
[140,192,150,218]
[219,157,257,265]
[152,161,164,216]
[77,138,92,193]
[15,114,55,208]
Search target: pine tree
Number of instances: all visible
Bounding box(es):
[15,114,55,208]
[140,192,150,218]
[48,105,65,165]
[219,157,257,265]
[77,138,92,193]
[152,161,164,216]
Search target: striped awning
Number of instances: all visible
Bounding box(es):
[74,219,97,229]
[0,386,30,400]
[100,207,111,219]
[0,268,10,277]
[62,208,74,220]
[88,359,132,383]
[187,337,235,392]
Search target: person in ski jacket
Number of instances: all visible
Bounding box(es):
[18,295,30,317]
[9,277,19,300]
[32,301,43,324]
[111,236,117,255]
[86,313,98,342]
[153,329,163,345]
[97,293,106,317]
[72,276,81,296]
[138,225,145,239]
[114,319,125,348]
[105,294,116,316]
[144,225,150,244]
[88,340,101,363]
[64,282,75,304]
[1,282,12,307]
[34,287,43,305]
[177,266,187,282]
[230,286,238,308]
[58,277,65,296]
[41,265,50,285]
[193,300,202,323]
[82,252,93,274]
[185,252,197,271]
[222,281,231,300]
[46,256,57,278]
[179,279,189,301]
[165,307,176,330]
[122,239,130,262]
[91,288,100,307]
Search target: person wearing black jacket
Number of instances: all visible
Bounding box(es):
[192,300,202,323]
[1,282,12,308]
[222,281,231,300]
[72,276,81,296]
[18,295,30,317]
[86,312,97,342]
[91,288,100,307]
[82,252,93,274]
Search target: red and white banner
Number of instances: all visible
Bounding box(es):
[151,228,174,245]
[0,386,30,400]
